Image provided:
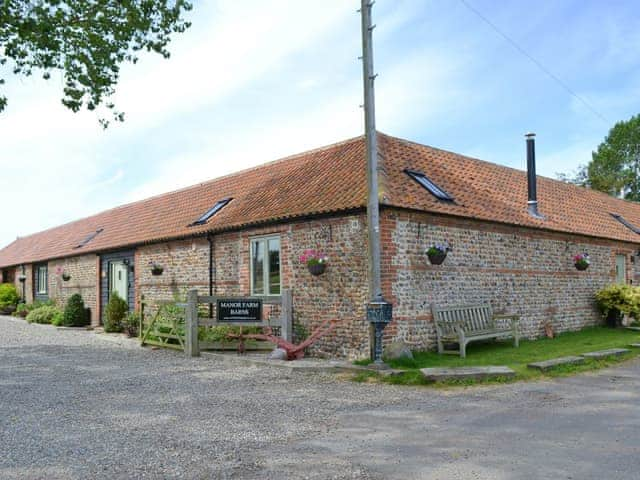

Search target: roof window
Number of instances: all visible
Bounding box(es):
[74,228,104,249]
[191,198,232,226]
[611,213,640,234]
[404,169,454,202]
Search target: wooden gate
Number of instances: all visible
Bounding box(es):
[140,301,186,351]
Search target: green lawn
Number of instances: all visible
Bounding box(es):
[354,327,640,386]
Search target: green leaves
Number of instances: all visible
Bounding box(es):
[590,114,640,201]
[557,114,640,201]
[0,0,192,127]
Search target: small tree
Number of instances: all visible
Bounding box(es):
[104,292,128,333]
[63,294,88,327]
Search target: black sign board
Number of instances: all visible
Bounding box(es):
[217,298,263,323]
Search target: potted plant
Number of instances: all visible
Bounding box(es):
[62,271,71,281]
[574,253,590,271]
[427,242,451,265]
[149,262,164,276]
[299,249,329,276]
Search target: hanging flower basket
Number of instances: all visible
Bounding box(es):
[307,263,326,276]
[574,253,590,271]
[18,274,26,283]
[62,273,71,281]
[427,242,451,265]
[300,249,328,276]
[150,263,164,276]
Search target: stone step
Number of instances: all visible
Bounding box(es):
[581,348,630,359]
[420,366,515,382]
[630,344,640,348]
[527,356,585,372]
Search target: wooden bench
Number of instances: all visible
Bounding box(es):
[431,304,520,358]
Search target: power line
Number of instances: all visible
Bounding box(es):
[459,0,609,124]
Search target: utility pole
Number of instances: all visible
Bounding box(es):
[361,0,392,365]
[360,0,381,301]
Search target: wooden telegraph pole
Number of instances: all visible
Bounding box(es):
[361,0,392,364]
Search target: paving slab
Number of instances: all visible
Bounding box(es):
[420,366,515,382]
[582,348,630,359]
[527,356,585,371]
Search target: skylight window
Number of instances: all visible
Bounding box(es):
[611,213,640,234]
[75,228,104,249]
[404,169,454,202]
[192,198,232,226]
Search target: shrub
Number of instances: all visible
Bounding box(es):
[26,305,62,324]
[104,292,128,333]
[124,311,140,337]
[595,284,640,318]
[0,283,20,309]
[51,311,64,326]
[14,303,29,318]
[63,294,88,327]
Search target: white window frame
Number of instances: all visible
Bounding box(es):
[36,265,48,295]
[250,235,281,296]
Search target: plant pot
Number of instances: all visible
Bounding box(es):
[151,267,164,276]
[18,275,26,283]
[606,309,623,328]
[575,262,589,271]
[427,251,447,265]
[307,263,326,276]
[62,274,71,282]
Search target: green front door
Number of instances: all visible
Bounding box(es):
[615,254,627,285]
[109,261,128,304]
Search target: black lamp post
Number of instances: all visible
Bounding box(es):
[18,266,26,303]
[367,293,392,366]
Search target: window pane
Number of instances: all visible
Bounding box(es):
[268,238,280,295]
[37,266,47,294]
[252,240,264,295]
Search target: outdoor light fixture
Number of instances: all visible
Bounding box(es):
[367,293,393,366]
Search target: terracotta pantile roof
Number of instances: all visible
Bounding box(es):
[1,132,640,267]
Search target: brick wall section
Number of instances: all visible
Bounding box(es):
[13,264,33,302]
[382,208,640,349]
[46,255,99,323]
[136,214,370,359]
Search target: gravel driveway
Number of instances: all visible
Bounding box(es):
[1,316,639,480]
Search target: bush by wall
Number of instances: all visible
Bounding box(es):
[26,305,63,324]
[595,284,640,318]
[0,283,20,310]
[63,294,88,327]
[104,292,128,333]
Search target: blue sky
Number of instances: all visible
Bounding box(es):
[0,0,639,248]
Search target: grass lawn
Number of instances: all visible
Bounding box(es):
[353,327,640,386]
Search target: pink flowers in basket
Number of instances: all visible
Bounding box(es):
[299,249,328,266]
[300,249,329,276]
[574,253,590,271]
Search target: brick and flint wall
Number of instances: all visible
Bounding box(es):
[381,208,640,350]
[137,213,370,359]
[48,255,99,324]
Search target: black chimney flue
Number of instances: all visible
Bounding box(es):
[526,133,544,219]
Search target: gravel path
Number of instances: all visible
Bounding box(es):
[2,316,640,480]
